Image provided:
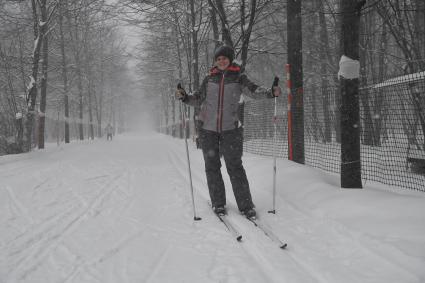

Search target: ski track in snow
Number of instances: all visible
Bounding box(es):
[166,138,423,283]
[144,245,172,283]
[63,230,144,283]
[1,133,424,283]
[5,172,126,281]
[1,149,133,281]
[4,186,34,226]
[278,196,421,282]
[167,148,320,282]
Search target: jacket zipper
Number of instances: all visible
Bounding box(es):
[217,72,225,132]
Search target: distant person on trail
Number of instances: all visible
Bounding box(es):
[105,123,114,141]
[175,45,281,219]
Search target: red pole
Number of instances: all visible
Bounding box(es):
[286,64,293,161]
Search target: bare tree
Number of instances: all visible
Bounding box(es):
[24,0,56,151]
[58,0,70,143]
[37,1,58,149]
[339,0,365,188]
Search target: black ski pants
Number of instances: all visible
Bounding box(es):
[199,127,254,212]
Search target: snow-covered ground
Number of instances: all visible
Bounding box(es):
[1,132,424,283]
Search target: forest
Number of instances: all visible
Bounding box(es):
[0,0,424,161]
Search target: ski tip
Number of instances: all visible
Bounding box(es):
[236,235,242,242]
[268,210,276,214]
[194,216,202,221]
[280,243,288,249]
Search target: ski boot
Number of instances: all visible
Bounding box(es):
[213,206,226,216]
[243,208,256,220]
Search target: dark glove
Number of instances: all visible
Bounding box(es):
[271,76,281,97]
[176,83,187,101]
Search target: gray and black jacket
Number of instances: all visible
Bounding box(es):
[183,63,273,132]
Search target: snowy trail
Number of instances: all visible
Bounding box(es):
[1,132,424,283]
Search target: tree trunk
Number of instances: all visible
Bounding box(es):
[359,11,374,146]
[182,1,192,138]
[58,0,70,143]
[87,72,95,140]
[240,0,257,72]
[190,0,201,142]
[77,65,84,141]
[66,9,84,140]
[333,0,342,143]
[214,0,234,47]
[287,0,305,164]
[38,22,48,149]
[16,34,27,148]
[173,20,181,138]
[317,0,332,142]
[97,27,105,138]
[190,0,200,91]
[339,0,364,188]
[373,15,388,146]
[171,4,185,138]
[414,0,425,148]
[24,0,45,152]
[207,0,220,49]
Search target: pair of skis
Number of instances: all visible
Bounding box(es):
[215,211,287,249]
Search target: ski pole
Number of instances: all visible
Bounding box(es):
[178,84,201,221]
[268,76,279,214]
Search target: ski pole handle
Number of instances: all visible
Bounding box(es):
[176,83,187,101]
[272,76,281,97]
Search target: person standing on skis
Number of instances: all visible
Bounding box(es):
[175,45,281,219]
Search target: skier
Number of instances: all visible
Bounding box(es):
[175,45,281,219]
[105,123,113,141]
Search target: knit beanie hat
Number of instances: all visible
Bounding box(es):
[214,45,234,62]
